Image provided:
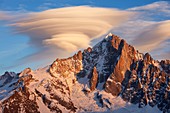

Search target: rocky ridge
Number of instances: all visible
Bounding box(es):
[0,33,170,113]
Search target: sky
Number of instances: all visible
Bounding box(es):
[0,0,170,74]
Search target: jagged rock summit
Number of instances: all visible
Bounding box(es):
[0,33,170,113]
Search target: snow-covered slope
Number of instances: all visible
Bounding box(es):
[0,33,170,113]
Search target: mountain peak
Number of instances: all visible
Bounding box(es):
[105,32,113,40]
[1,71,17,79]
[0,34,170,113]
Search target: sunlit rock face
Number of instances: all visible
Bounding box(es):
[89,67,98,91]
[0,33,170,113]
[49,50,83,78]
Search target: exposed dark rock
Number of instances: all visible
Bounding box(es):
[90,67,98,91]
[3,88,39,113]
[1,33,170,113]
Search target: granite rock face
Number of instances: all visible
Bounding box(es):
[48,33,170,112]
[0,33,170,113]
[90,67,98,91]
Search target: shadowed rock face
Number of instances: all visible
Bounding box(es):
[48,34,170,112]
[160,60,170,73]
[0,33,170,113]
[0,67,77,113]
[3,87,39,113]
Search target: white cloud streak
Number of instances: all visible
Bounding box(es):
[1,6,134,62]
[112,1,170,60]
[131,20,170,52]
[0,11,11,20]
[113,20,170,60]
[1,1,170,68]
[129,1,170,12]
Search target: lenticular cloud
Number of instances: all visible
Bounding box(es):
[8,6,133,55]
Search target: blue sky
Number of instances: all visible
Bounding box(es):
[0,0,161,11]
[0,0,170,75]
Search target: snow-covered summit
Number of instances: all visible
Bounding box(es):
[0,33,170,113]
[105,32,113,40]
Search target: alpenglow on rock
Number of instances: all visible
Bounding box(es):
[0,33,170,113]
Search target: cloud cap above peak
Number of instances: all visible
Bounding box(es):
[1,6,134,63]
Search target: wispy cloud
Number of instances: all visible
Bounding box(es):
[129,1,170,12]
[113,1,170,60]
[1,1,170,71]
[131,20,170,52]
[38,2,57,10]
[128,1,170,21]
[0,11,11,20]
[113,20,170,60]
[151,40,170,60]
[1,6,134,63]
